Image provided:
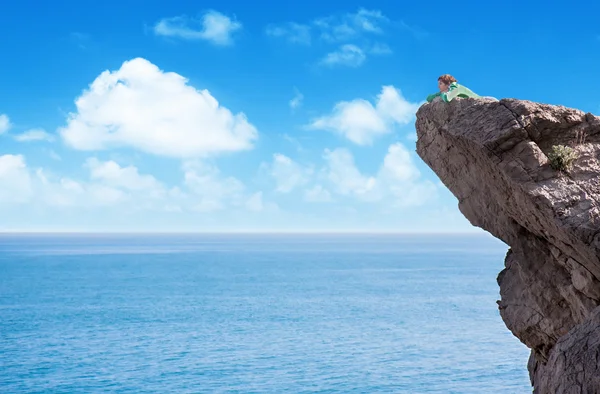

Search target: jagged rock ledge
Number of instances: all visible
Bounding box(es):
[415,97,600,393]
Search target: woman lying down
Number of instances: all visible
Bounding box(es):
[426,74,480,103]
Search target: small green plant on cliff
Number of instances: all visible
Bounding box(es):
[547,144,578,172]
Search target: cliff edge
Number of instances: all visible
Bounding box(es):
[415,97,600,393]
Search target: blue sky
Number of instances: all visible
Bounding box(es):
[0,0,598,232]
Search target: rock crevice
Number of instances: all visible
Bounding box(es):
[415,97,600,392]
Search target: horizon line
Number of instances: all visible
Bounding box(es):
[0,229,487,235]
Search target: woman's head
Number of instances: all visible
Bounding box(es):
[438,74,457,92]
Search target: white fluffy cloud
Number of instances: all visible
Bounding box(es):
[154,10,242,46]
[320,143,436,207]
[266,22,311,45]
[320,44,366,67]
[314,8,389,42]
[322,148,377,198]
[266,154,312,193]
[263,148,431,206]
[369,43,392,55]
[0,153,261,214]
[309,85,422,145]
[0,114,12,134]
[246,192,264,212]
[59,58,258,158]
[37,174,121,208]
[85,158,164,193]
[14,128,54,142]
[267,9,391,66]
[32,158,169,208]
[0,155,32,203]
[304,184,333,202]
[0,141,441,228]
[183,160,245,212]
[378,143,437,207]
[379,143,420,182]
[263,142,433,207]
[268,8,388,45]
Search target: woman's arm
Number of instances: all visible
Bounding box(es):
[426,92,441,102]
[441,84,460,102]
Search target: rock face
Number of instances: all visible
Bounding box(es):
[415,97,600,393]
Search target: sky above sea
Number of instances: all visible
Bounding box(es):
[0,0,598,232]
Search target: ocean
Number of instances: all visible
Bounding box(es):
[0,233,531,393]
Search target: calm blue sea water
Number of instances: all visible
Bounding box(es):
[0,233,531,393]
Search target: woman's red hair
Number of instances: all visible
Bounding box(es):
[438,74,457,84]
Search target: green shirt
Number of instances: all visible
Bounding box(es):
[426,82,479,103]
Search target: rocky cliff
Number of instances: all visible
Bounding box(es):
[415,96,600,393]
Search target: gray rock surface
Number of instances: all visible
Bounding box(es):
[529,305,600,393]
[415,97,600,392]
